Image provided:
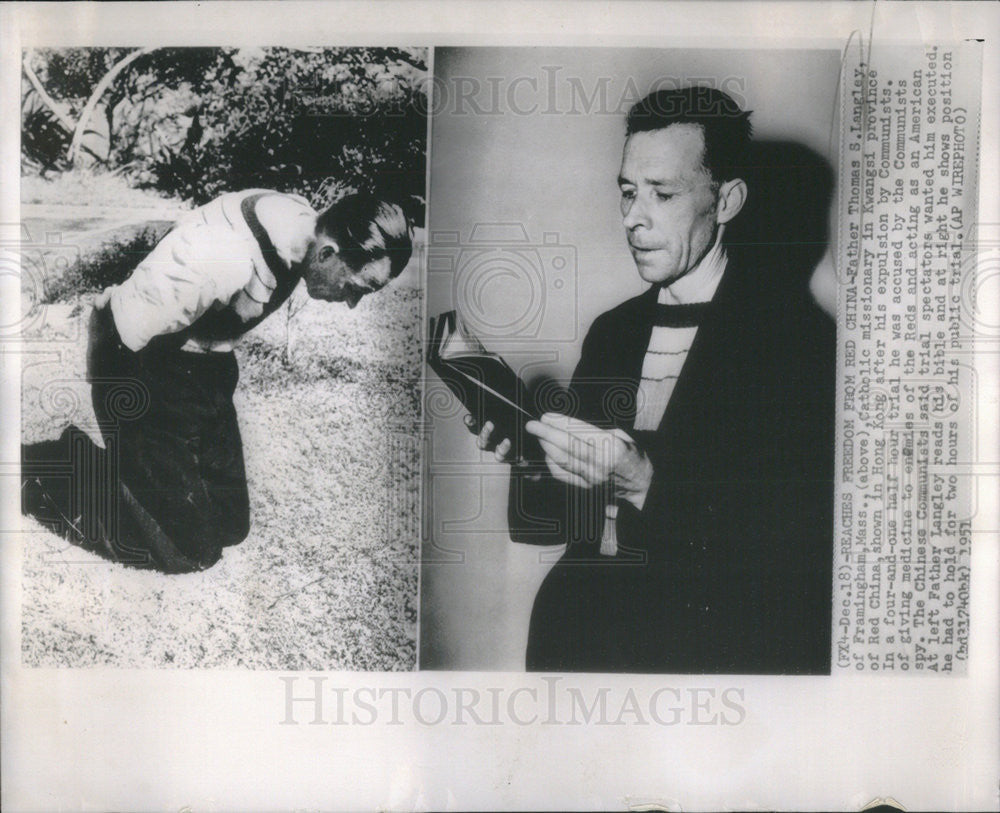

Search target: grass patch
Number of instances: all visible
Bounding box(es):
[21,169,186,210]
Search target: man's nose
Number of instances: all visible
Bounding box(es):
[622,196,649,230]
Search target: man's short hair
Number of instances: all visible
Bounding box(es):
[625,86,753,185]
[316,193,413,277]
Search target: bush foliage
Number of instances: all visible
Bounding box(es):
[22,47,428,217]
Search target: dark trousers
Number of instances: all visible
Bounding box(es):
[21,306,250,572]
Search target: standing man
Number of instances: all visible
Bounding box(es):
[476,86,835,673]
[23,189,413,573]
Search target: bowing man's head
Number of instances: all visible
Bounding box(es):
[306,193,414,307]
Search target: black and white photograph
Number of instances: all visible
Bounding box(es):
[422,46,841,673]
[16,45,428,669]
[2,2,998,811]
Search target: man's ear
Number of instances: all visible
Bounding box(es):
[715,178,748,225]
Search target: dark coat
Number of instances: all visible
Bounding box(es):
[509,247,836,673]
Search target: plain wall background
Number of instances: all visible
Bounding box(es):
[421,46,842,670]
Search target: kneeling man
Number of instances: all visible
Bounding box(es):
[23,188,413,572]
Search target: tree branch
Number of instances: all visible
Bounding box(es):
[68,47,154,167]
[22,50,75,132]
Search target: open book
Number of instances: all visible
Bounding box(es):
[427,311,536,459]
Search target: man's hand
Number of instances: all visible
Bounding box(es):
[93,286,115,309]
[462,415,544,481]
[463,415,516,463]
[526,413,653,509]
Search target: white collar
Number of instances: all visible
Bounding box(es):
[657,231,728,306]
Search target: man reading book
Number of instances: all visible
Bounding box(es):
[470,86,835,673]
[23,189,412,573]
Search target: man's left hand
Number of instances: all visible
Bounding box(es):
[526,413,653,510]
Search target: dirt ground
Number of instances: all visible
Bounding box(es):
[19,210,423,670]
